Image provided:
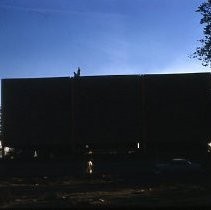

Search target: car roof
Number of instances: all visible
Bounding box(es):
[171,158,189,162]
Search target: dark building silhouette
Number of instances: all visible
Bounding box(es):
[1,77,72,158]
[143,73,210,158]
[72,75,141,150]
[1,73,210,159]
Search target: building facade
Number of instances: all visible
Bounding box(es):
[1,73,210,159]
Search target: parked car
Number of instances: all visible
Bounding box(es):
[154,158,203,176]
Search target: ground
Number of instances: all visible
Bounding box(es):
[0,174,211,208]
[0,157,210,208]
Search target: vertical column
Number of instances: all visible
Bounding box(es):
[71,77,80,156]
[141,75,147,154]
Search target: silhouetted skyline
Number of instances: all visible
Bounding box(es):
[0,0,210,104]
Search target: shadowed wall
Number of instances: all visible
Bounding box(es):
[1,73,210,157]
[1,77,71,150]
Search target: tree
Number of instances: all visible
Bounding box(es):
[194,0,211,67]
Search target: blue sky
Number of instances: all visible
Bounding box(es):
[0,0,210,80]
[2,0,210,104]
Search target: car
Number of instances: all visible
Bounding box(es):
[154,158,203,176]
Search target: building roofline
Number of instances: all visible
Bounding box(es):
[1,72,210,81]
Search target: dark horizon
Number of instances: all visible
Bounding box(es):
[1,72,210,159]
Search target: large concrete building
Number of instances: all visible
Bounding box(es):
[1,73,210,159]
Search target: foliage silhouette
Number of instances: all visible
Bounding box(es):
[194,0,211,67]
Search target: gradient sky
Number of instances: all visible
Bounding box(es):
[2,0,210,104]
[0,0,210,79]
